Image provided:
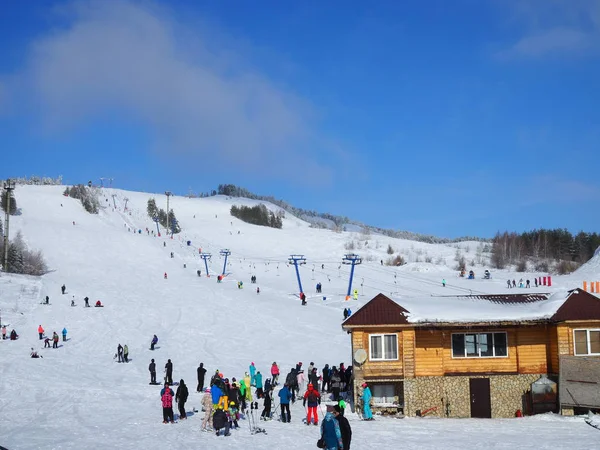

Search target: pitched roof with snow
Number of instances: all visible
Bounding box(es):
[342,290,600,327]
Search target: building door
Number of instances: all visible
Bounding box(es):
[469,378,491,418]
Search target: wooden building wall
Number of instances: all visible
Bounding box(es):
[352,329,404,378]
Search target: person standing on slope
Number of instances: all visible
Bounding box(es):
[330,368,341,401]
[333,405,352,449]
[320,404,343,450]
[200,388,213,432]
[197,362,207,392]
[52,331,59,348]
[243,372,253,402]
[175,379,189,420]
[149,359,157,384]
[160,382,175,424]
[123,344,129,363]
[278,384,292,423]
[117,344,124,363]
[249,362,256,386]
[62,328,67,342]
[38,325,44,340]
[271,362,280,385]
[322,364,331,393]
[361,382,373,420]
[255,370,264,398]
[303,383,321,425]
[165,359,173,385]
[61,284,66,295]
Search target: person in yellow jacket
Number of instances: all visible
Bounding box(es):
[243,373,253,401]
[353,289,359,300]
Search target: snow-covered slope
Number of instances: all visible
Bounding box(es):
[0,185,597,449]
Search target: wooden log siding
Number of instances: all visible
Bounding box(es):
[549,326,559,374]
[414,328,549,376]
[352,329,404,378]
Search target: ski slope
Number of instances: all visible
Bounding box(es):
[0,185,598,449]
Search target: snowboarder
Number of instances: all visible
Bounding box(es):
[320,404,344,449]
[175,379,189,420]
[160,383,175,424]
[30,348,42,358]
[84,297,90,307]
[45,296,50,305]
[62,328,67,342]
[52,331,59,348]
[9,329,18,340]
[300,292,307,306]
[442,279,446,287]
[61,284,66,295]
[44,337,51,348]
[197,362,206,392]
[361,382,373,420]
[117,344,124,362]
[149,359,157,384]
[151,334,158,350]
[170,252,174,258]
[123,344,129,363]
[95,300,103,307]
[71,297,75,307]
[278,384,292,422]
[165,359,173,385]
[197,269,201,277]
[38,325,45,340]
[303,383,321,425]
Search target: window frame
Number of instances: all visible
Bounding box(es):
[369,333,399,361]
[451,331,509,359]
[573,329,600,356]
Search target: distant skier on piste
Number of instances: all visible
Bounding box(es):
[197,362,206,392]
[165,359,173,385]
[150,334,158,350]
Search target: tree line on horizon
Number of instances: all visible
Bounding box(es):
[230,204,283,229]
[146,198,181,234]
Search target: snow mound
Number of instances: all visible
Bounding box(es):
[575,246,600,276]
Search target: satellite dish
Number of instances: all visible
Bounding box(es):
[354,349,367,364]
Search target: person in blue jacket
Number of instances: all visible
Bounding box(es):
[278,384,293,422]
[361,382,373,420]
[211,382,223,407]
[62,328,67,342]
[320,404,343,449]
[249,362,256,386]
[255,371,264,397]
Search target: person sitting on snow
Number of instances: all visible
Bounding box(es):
[95,300,103,307]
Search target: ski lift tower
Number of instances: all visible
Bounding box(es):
[342,253,362,300]
[2,179,16,272]
[200,252,212,277]
[288,255,307,296]
[220,249,231,275]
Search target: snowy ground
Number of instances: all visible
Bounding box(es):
[0,185,598,449]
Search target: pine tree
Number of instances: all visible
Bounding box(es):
[1,189,17,215]
[147,198,158,219]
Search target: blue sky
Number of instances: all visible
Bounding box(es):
[1,0,599,238]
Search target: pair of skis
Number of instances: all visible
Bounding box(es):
[248,402,266,434]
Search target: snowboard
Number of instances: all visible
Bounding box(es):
[149,382,161,385]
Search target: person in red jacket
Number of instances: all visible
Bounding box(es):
[161,383,175,423]
[303,383,321,425]
[271,362,280,386]
[38,325,44,340]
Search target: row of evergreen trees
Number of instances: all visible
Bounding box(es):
[0,231,48,275]
[491,229,600,272]
[63,185,101,214]
[146,198,181,234]
[230,204,283,229]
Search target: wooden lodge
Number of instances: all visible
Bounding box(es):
[342,289,600,418]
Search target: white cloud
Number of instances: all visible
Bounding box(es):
[11,0,338,180]
[497,0,600,59]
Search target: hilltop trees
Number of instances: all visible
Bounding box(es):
[1,188,18,215]
[230,204,283,229]
[64,185,100,214]
[147,198,181,234]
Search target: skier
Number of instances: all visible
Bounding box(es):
[164,272,168,280]
[535,278,539,287]
[301,292,307,306]
[271,362,280,385]
[62,328,67,342]
[320,404,343,449]
[52,331,59,348]
[249,362,256,386]
[228,400,240,429]
[507,279,511,289]
[297,366,306,395]
[261,387,272,420]
[353,289,358,300]
[1,325,6,340]
[512,279,516,288]
[347,308,352,317]
[84,297,90,307]
[197,362,207,392]
[361,382,373,420]
[170,252,174,258]
[197,270,201,277]
[526,279,531,288]
[160,382,175,424]
[175,379,189,420]
[45,296,49,305]
[213,407,230,436]
[256,287,260,294]
[165,359,173,385]
[151,334,158,350]
[38,325,44,340]
[442,279,446,287]
[70,297,75,307]
[200,388,213,431]
[278,384,292,422]
[303,383,321,425]
[243,372,253,401]
[117,344,124,363]
[44,337,51,348]
[61,284,66,295]
[316,282,322,294]
[123,344,129,363]
[333,405,352,450]
[343,308,349,320]
[149,359,157,384]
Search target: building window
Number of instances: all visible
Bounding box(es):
[451,332,508,358]
[371,384,398,405]
[369,334,398,360]
[573,329,600,356]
